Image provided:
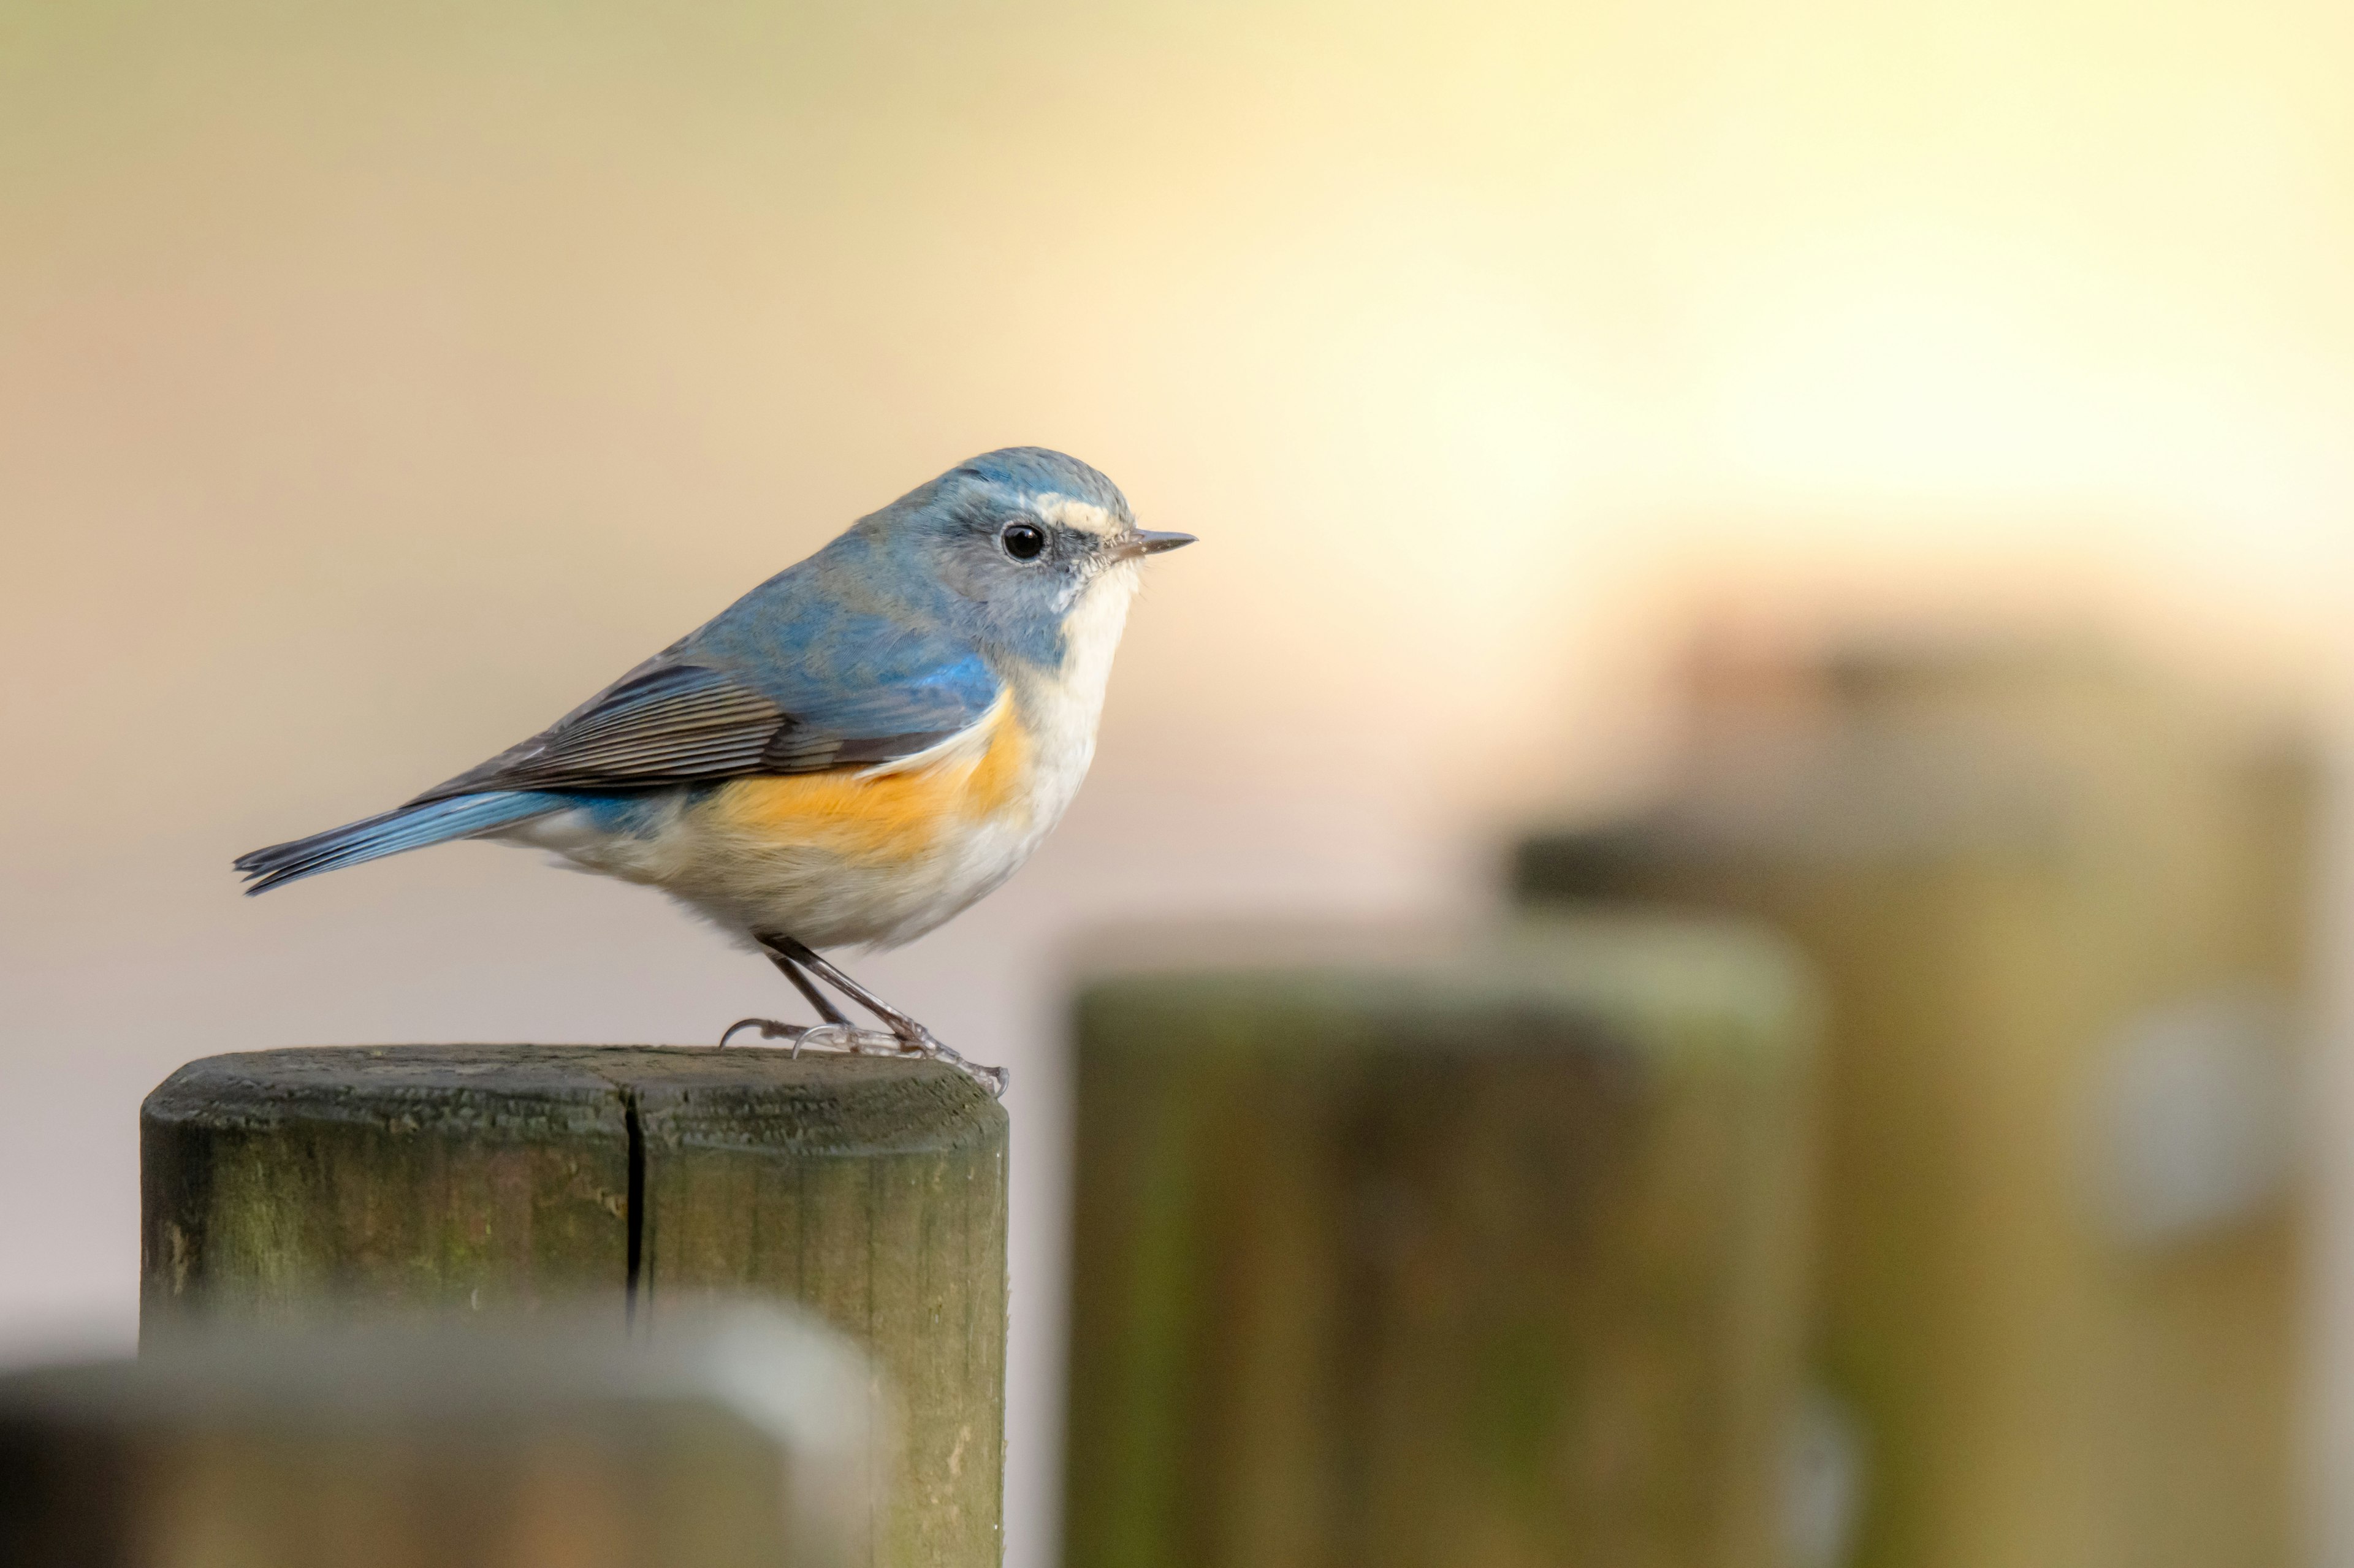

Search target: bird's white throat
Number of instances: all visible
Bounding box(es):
[1014,558,1139,815]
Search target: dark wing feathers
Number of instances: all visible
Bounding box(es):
[503,666,786,783]
[409,656,996,805]
[406,665,782,802]
[408,563,1006,805]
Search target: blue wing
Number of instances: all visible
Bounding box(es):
[408,561,1002,804]
[237,538,1003,894]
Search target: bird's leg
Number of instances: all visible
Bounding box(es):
[766,935,1010,1097]
[771,949,855,1028]
[722,939,1008,1095]
[719,945,869,1055]
[769,938,931,1042]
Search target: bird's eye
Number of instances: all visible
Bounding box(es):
[1000,522,1047,561]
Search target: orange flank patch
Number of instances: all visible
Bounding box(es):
[707,703,1031,864]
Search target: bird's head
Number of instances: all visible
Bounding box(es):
[874,447,1194,666]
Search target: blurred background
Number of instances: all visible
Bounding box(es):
[2,0,2350,1564]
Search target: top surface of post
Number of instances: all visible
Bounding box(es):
[145,1046,1005,1155]
[4,1308,880,1568]
[2,1304,870,1433]
[1074,913,1816,1065]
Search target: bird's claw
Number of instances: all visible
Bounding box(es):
[888,1027,1011,1097]
[720,1017,891,1054]
[717,1016,1007,1096]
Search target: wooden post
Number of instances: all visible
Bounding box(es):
[0,1308,877,1568]
[1515,642,2314,1568]
[1061,917,1818,1568]
[141,1047,1008,1568]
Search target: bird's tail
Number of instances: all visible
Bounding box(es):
[235,791,566,894]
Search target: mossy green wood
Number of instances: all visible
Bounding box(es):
[142,1046,635,1331]
[631,1054,1011,1568]
[139,1046,1010,1568]
[1063,919,1818,1568]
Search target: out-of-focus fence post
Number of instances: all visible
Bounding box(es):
[140,1046,1009,1568]
[0,1309,877,1568]
[1061,917,1818,1568]
[1515,640,2314,1568]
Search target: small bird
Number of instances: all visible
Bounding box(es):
[235,448,1192,1092]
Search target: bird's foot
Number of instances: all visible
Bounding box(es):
[885,1023,1011,1098]
[716,1015,1008,1097]
[717,1017,895,1056]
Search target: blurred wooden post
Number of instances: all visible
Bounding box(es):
[0,1308,877,1568]
[141,1047,1009,1568]
[1515,641,2314,1568]
[1061,917,1818,1568]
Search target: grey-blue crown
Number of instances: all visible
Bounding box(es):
[956,447,1133,524]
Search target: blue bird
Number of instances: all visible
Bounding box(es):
[235,448,1194,1092]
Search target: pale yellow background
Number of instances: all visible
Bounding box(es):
[3,3,2352,1564]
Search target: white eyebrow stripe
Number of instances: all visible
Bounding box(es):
[1026,494,1120,536]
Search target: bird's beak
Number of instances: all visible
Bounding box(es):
[1111,528,1198,562]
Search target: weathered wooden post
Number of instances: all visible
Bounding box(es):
[0,1308,877,1568]
[141,1048,1008,1568]
[1062,917,1818,1568]
[1515,640,2314,1568]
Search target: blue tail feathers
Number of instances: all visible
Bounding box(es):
[234,791,569,894]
